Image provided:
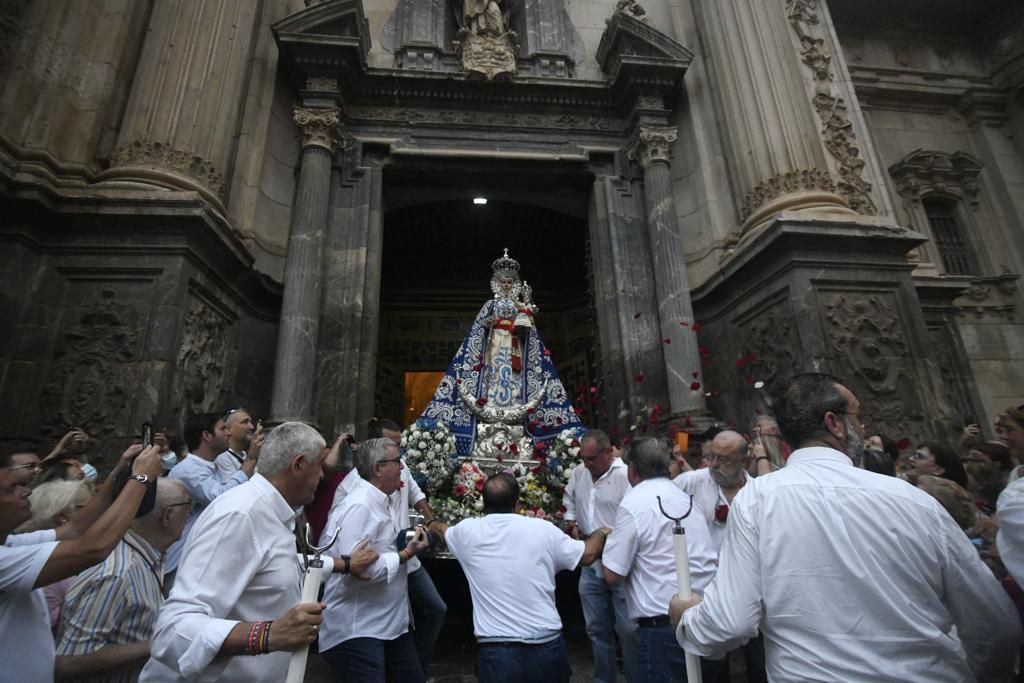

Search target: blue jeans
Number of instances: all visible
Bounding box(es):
[636,625,728,683]
[321,631,425,683]
[579,563,639,682]
[477,637,571,683]
[408,565,447,675]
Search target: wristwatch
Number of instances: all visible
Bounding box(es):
[129,473,150,485]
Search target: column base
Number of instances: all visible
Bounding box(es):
[739,190,853,245]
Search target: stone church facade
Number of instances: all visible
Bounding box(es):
[1,0,1021,461]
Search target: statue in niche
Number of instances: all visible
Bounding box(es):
[419,249,582,461]
[453,0,517,80]
[464,0,506,35]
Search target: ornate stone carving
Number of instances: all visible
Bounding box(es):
[741,304,800,397]
[822,291,930,441]
[628,125,678,167]
[611,0,649,24]
[110,141,225,197]
[787,0,877,215]
[889,150,984,207]
[455,30,518,80]
[954,271,1019,321]
[740,169,835,220]
[305,76,339,93]
[293,107,344,151]
[175,298,232,417]
[40,301,138,440]
[345,106,619,133]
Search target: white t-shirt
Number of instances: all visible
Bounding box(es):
[445,514,584,641]
[603,477,717,620]
[0,529,59,683]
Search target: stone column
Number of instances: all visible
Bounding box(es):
[632,126,705,415]
[94,0,261,212]
[696,0,854,237]
[269,107,342,424]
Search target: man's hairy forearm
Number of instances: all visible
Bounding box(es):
[55,640,150,679]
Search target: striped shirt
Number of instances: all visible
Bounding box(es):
[57,530,164,683]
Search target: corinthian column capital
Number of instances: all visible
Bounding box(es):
[293,107,344,152]
[629,125,678,168]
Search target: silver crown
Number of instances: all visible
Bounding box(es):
[491,247,520,276]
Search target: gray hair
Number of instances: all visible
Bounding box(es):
[356,438,398,479]
[623,437,671,480]
[259,422,325,477]
[16,479,92,533]
[136,479,188,524]
[712,430,749,458]
[581,429,611,451]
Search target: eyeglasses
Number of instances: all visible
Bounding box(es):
[222,407,247,421]
[377,457,402,466]
[6,462,42,474]
[912,452,933,461]
[167,500,194,511]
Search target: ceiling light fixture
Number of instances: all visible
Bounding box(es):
[473,197,488,205]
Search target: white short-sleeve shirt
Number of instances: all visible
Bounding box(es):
[445,514,584,641]
[603,477,717,620]
[1,529,60,683]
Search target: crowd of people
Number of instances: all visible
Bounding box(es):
[3,380,1024,681]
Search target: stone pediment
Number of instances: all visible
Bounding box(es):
[597,11,693,84]
[273,0,371,70]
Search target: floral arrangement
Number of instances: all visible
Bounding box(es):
[400,417,457,494]
[452,460,487,499]
[539,426,585,490]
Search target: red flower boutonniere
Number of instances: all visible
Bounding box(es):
[714,504,729,524]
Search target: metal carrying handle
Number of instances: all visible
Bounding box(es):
[298,523,339,571]
[656,494,694,534]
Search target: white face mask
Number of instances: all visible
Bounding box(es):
[161,452,179,471]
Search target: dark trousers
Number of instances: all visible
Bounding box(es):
[321,631,425,683]
[476,637,571,683]
[636,623,729,683]
[408,566,447,676]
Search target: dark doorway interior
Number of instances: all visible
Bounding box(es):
[375,162,596,428]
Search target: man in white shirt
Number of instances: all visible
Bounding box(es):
[319,437,431,682]
[1,442,163,683]
[670,373,1023,682]
[142,421,378,683]
[432,472,610,683]
[673,430,765,682]
[164,412,253,578]
[603,436,718,683]
[213,408,261,480]
[564,429,637,683]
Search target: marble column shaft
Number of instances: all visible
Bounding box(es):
[270,109,340,423]
[635,126,705,415]
[97,0,261,209]
[696,0,849,231]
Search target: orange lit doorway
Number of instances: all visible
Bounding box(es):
[404,371,445,427]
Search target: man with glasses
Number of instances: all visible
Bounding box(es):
[670,373,1021,681]
[1,443,163,682]
[55,479,190,681]
[563,429,637,683]
[320,437,432,682]
[674,431,766,682]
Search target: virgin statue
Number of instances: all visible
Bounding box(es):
[463,0,505,36]
[421,249,582,458]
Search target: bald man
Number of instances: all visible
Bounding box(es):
[673,431,765,682]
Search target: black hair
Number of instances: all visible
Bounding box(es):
[366,417,402,439]
[184,413,221,453]
[774,373,848,447]
[919,441,968,488]
[861,448,895,476]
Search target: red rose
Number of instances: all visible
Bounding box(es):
[454,484,467,497]
[509,443,519,455]
[476,397,488,407]
[714,504,729,523]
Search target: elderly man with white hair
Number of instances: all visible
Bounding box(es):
[56,478,191,681]
[140,422,378,683]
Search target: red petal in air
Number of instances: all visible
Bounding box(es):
[633,312,642,319]
[690,381,701,391]
[896,438,911,450]
[664,338,671,344]
[635,372,646,384]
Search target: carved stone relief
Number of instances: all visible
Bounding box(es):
[740,168,836,221]
[110,141,225,198]
[954,271,1019,321]
[345,106,619,132]
[40,301,138,440]
[455,0,517,80]
[174,297,232,418]
[787,0,877,215]
[822,291,929,443]
[741,303,801,398]
[611,0,649,24]
[889,150,984,208]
